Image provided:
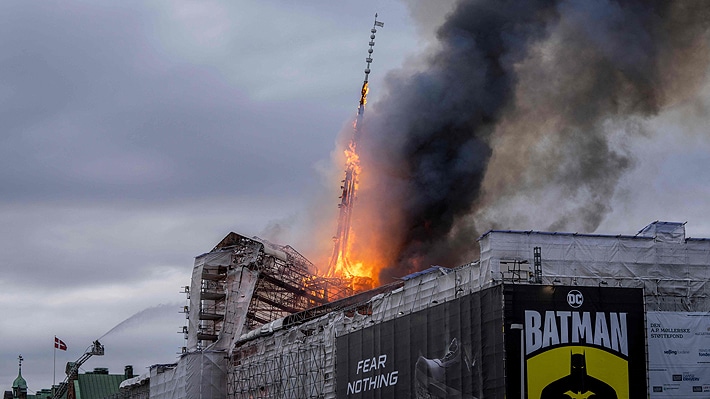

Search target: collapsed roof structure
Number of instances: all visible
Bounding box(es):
[118,221,710,399]
[185,232,355,352]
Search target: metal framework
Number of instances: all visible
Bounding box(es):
[191,232,354,349]
[229,336,332,399]
[197,265,227,342]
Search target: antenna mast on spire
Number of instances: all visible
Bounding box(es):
[326,14,384,279]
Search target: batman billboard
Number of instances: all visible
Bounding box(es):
[504,285,646,399]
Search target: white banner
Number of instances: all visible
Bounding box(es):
[648,312,710,397]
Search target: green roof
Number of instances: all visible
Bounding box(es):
[28,388,55,399]
[74,373,125,399]
[12,375,27,389]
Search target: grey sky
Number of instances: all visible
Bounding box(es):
[3,0,710,393]
[0,0,418,391]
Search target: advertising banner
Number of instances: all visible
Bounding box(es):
[647,311,710,397]
[504,285,646,399]
[335,286,505,398]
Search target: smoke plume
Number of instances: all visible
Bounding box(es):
[349,0,710,281]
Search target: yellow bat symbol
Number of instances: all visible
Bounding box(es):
[564,390,595,399]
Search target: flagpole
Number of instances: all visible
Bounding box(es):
[53,336,56,396]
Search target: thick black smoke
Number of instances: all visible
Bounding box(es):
[355,0,710,281]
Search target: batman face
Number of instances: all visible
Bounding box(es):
[570,353,586,376]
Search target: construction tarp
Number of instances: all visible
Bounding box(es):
[150,351,226,399]
[478,229,710,311]
[150,363,184,399]
[209,266,258,352]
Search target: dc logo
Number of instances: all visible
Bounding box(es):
[567,290,583,308]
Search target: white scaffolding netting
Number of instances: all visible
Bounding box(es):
[150,351,227,399]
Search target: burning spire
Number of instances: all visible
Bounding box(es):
[326,14,384,280]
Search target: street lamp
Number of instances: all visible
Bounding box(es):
[510,323,525,399]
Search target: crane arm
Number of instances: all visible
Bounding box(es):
[52,340,104,399]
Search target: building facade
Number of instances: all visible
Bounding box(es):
[144,221,710,398]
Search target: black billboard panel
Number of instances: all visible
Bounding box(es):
[336,286,505,398]
[504,285,646,399]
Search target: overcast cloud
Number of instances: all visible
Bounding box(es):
[0,0,418,391]
[3,0,710,394]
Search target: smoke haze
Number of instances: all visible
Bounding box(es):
[347,0,710,281]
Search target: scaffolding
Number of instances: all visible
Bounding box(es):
[228,324,334,399]
[186,232,354,351]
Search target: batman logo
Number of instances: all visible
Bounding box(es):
[540,352,618,399]
[563,391,595,399]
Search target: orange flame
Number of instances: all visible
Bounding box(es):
[323,79,397,292]
[323,138,396,289]
[344,143,361,179]
[360,82,369,106]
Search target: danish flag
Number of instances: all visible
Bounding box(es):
[54,336,67,351]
